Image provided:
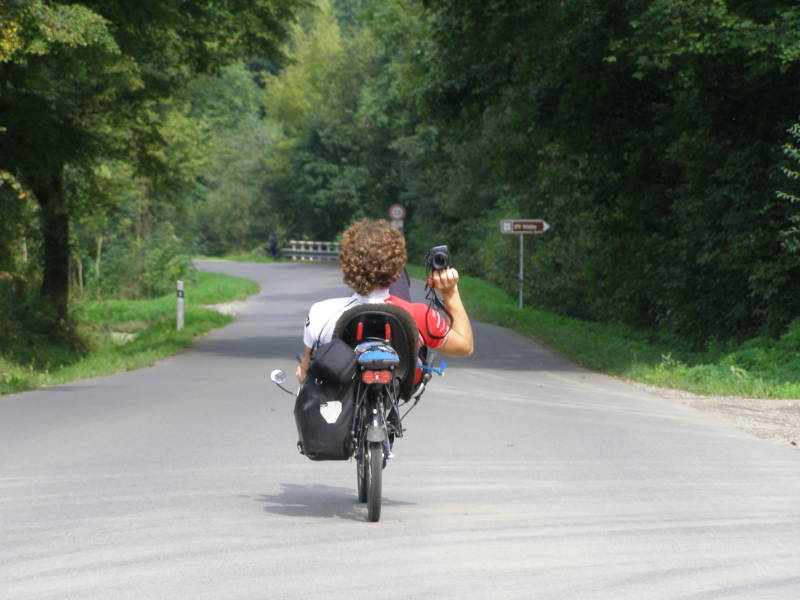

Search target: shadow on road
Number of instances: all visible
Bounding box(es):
[253,483,414,521]
[186,335,299,360]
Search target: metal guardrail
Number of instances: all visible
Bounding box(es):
[282,240,341,262]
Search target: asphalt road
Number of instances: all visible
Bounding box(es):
[1,260,799,599]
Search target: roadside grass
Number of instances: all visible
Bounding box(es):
[136,256,800,399]
[408,265,800,399]
[0,272,259,395]
[195,248,280,263]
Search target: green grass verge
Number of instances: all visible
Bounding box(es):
[0,272,259,395]
[195,249,281,263]
[408,264,800,399]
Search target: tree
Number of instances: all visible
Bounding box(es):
[778,121,800,254]
[0,0,301,324]
[261,0,395,240]
[414,0,800,344]
[184,63,280,254]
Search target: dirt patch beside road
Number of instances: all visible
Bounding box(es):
[201,300,249,316]
[630,381,800,450]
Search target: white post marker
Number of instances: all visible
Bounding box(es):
[499,219,550,309]
[176,280,185,331]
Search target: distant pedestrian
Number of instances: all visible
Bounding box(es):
[268,235,278,259]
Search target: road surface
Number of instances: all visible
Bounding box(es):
[1,260,799,599]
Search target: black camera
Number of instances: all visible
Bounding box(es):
[425,245,451,271]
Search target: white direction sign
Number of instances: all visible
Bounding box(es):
[500,219,550,235]
[388,204,406,220]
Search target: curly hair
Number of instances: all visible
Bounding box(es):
[340,219,406,295]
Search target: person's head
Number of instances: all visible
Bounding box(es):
[340,219,406,295]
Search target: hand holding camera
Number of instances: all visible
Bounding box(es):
[425,245,459,298]
[422,244,473,356]
[428,266,460,297]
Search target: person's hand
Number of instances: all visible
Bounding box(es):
[296,347,312,383]
[428,267,460,298]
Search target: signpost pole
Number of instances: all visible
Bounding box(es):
[499,219,550,310]
[518,234,524,309]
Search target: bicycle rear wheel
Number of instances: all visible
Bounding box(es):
[356,447,368,503]
[366,441,382,522]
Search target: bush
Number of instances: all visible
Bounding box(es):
[84,223,195,299]
[142,225,196,297]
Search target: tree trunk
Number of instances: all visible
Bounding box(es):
[0,62,9,97]
[34,166,69,321]
[95,234,104,277]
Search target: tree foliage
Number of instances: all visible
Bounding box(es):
[778,121,800,254]
[0,0,302,324]
[404,0,800,345]
[184,63,281,254]
[4,0,800,351]
[259,0,384,240]
[254,0,800,346]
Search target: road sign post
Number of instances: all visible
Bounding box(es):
[519,234,524,309]
[499,219,550,309]
[388,204,406,229]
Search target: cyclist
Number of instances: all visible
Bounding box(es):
[296,219,473,382]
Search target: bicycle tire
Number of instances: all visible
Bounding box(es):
[356,448,368,503]
[366,441,382,522]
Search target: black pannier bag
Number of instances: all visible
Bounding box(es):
[308,339,357,387]
[293,378,355,460]
[294,339,357,461]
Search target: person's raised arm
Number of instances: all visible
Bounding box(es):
[429,268,473,357]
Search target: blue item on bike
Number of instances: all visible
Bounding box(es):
[357,349,400,369]
[419,362,447,376]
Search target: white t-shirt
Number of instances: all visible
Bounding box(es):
[303,289,390,349]
[302,288,449,350]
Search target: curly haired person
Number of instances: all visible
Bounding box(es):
[296,219,473,382]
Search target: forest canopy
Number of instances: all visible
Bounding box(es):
[2,0,800,349]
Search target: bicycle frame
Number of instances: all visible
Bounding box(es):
[351,373,403,459]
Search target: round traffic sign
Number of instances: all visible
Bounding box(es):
[388,204,406,220]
